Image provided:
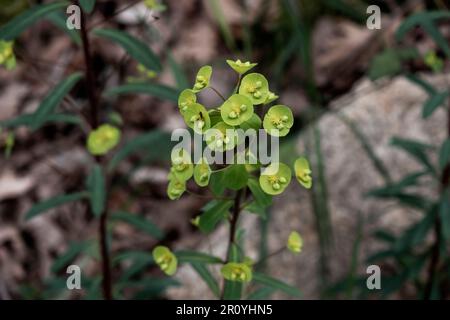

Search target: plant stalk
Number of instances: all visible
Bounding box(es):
[79,3,113,300]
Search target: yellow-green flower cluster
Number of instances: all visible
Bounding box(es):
[0,40,16,70]
[86,124,121,156]
[168,59,313,199]
[221,262,252,282]
[287,231,303,254]
[152,246,177,276]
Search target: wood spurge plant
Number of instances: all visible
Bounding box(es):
[158,60,311,299]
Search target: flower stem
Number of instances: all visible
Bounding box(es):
[79,2,113,300]
[210,86,227,102]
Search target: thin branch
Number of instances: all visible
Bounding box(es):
[210,86,227,102]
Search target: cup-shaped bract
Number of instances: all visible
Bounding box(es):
[87,124,121,156]
[238,73,269,105]
[221,262,252,282]
[192,65,212,93]
[182,103,211,134]
[294,157,312,189]
[152,246,178,275]
[170,148,193,181]
[205,122,238,152]
[263,105,294,137]
[178,89,196,112]
[287,231,303,254]
[194,158,211,187]
[259,162,292,195]
[226,59,257,74]
[220,94,254,126]
[0,40,16,70]
[167,174,186,200]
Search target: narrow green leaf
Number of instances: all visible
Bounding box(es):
[198,200,233,233]
[25,192,88,220]
[422,91,449,119]
[46,11,81,45]
[113,250,154,266]
[111,211,163,239]
[105,83,179,103]
[390,137,436,175]
[108,130,172,171]
[0,2,68,40]
[247,287,275,300]
[439,191,450,240]
[168,53,189,90]
[32,72,83,130]
[51,241,90,273]
[439,138,450,170]
[88,165,106,217]
[1,113,80,129]
[244,201,267,219]
[253,272,302,297]
[191,263,220,298]
[93,28,161,72]
[79,0,96,13]
[405,74,437,96]
[175,250,223,264]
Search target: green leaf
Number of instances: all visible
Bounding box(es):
[390,137,435,175]
[111,211,163,239]
[222,165,249,190]
[247,178,272,207]
[405,74,437,96]
[422,91,449,119]
[247,287,275,300]
[0,113,80,129]
[367,171,428,196]
[32,73,83,130]
[79,0,96,13]
[174,250,223,264]
[439,138,450,170]
[108,130,172,171]
[88,165,106,217]
[198,200,233,233]
[168,53,189,90]
[368,48,418,80]
[244,201,267,219]
[0,2,68,40]
[93,28,161,72]
[223,244,242,300]
[439,190,450,240]
[105,83,179,103]
[209,171,226,196]
[191,263,220,298]
[51,241,90,273]
[46,11,81,45]
[396,11,450,58]
[253,272,302,297]
[25,192,88,220]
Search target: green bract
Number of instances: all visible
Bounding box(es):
[240,113,262,131]
[226,59,257,74]
[259,163,292,195]
[194,158,211,187]
[192,65,212,93]
[152,246,177,276]
[221,262,252,282]
[182,103,211,134]
[424,51,444,73]
[0,40,16,70]
[238,73,269,105]
[137,63,157,78]
[178,89,196,111]
[264,91,278,104]
[167,175,186,200]
[170,148,193,182]
[220,94,254,126]
[294,157,312,189]
[287,231,303,254]
[87,124,121,156]
[206,122,237,152]
[263,105,294,137]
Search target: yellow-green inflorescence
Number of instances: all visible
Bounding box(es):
[287,231,303,254]
[168,59,313,200]
[152,246,178,276]
[0,40,16,70]
[87,124,121,156]
[259,163,292,195]
[221,262,252,282]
